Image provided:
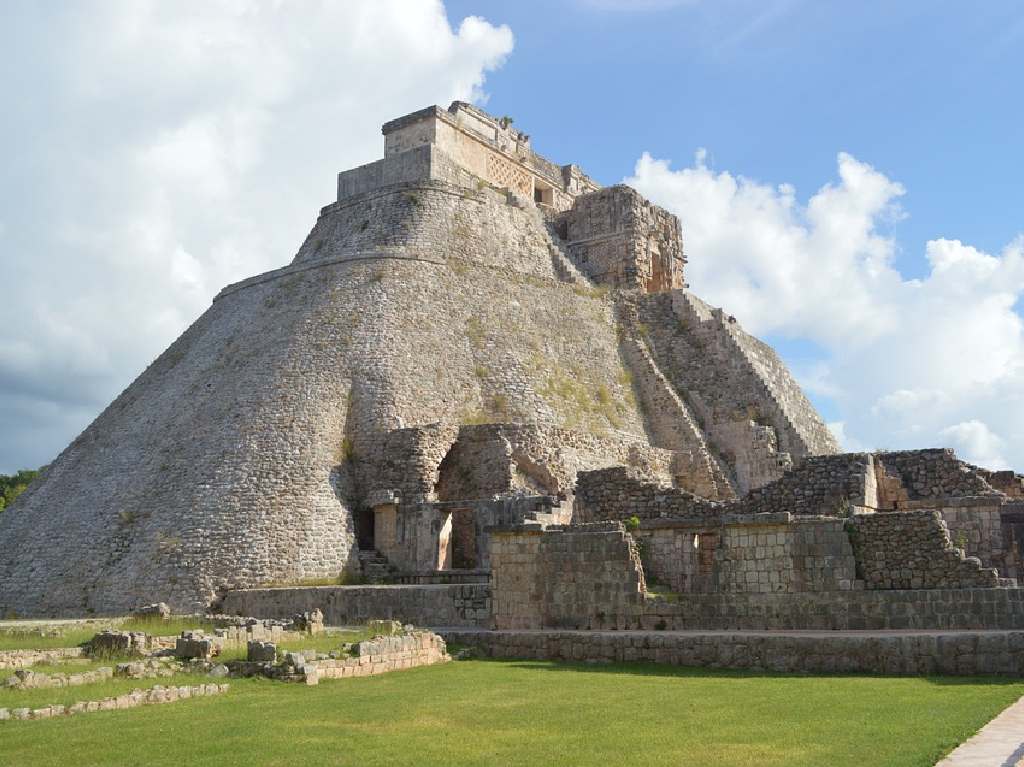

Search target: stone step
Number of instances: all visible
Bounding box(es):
[358,549,399,584]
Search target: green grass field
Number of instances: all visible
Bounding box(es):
[1,659,1021,766]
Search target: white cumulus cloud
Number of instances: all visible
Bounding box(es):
[627,152,1024,470]
[0,0,513,473]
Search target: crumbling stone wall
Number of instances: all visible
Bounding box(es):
[874,449,999,501]
[0,647,83,671]
[575,456,871,522]
[574,466,725,523]
[376,423,677,509]
[924,499,1009,575]
[489,523,646,630]
[849,511,1001,589]
[737,453,876,516]
[306,631,449,683]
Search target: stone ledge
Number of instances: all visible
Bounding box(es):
[440,629,1024,677]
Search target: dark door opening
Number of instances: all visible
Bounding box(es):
[450,508,477,569]
[355,508,375,551]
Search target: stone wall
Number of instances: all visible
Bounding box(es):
[312,631,448,682]
[636,517,858,595]
[930,499,1011,576]
[375,423,676,510]
[489,524,646,630]
[557,186,684,292]
[219,585,490,628]
[0,647,83,671]
[443,629,1024,677]
[738,453,876,516]
[573,466,725,523]
[874,449,1000,502]
[0,683,229,722]
[634,587,1024,631]
[849,511,1001,589]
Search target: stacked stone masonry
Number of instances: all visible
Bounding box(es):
[850,511,1001,590]
[490,524,646,630]
[309,632,449,684]
[443,629,1024,677]
[220,585,491,628]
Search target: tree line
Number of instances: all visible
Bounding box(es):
[0,469,39,513]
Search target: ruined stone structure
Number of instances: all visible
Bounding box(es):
[3,98,1022,666]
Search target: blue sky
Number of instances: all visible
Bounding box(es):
[1,0,1022,473]
[449,0,1022,264]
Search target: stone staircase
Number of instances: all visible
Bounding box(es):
[542,222,589,285]
[618,302,735,500]
[358,549,399,584]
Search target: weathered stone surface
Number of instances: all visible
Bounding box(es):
[174,632,218,661]
[87,631,147,658]
[442,629,1024,677]
[246,641,277,663]
[221,584,491,628]
[131,603,171,620]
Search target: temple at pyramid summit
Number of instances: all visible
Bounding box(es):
[3,102,1024,664]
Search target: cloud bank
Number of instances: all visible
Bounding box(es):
[0,0,512,473]
[627,151,1024,469]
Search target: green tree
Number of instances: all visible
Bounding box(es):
[0,469,40,513]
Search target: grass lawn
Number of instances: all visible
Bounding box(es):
[1,660,1021,766]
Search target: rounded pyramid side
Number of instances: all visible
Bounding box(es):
[0,182,650,616]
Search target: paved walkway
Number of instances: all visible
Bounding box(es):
[936,695,1024,766]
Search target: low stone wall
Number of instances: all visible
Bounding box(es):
[850,511,1001,589]
[220,584,490,628]
[635,588,1024,631]
[311,631,448,683]
[0,647,83,670]
[442,629,1024,677]
[5,666,114,689]
[0,683,229,722]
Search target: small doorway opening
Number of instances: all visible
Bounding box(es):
[450,508,477,569]
[355,508,375,551]
[533,180,554,207]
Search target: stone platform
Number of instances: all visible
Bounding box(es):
[440,628,1024,677]
[221,584,490,628]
